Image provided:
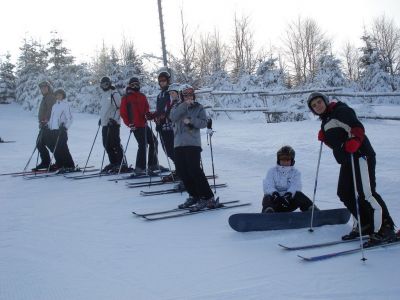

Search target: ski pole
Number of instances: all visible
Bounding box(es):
[309,141,323,232]
[117,130,132,175]
[158,130,174,181]
[83,123,101,174]
[351,153,367,261]
[206,119,217,194]
[23,128,43,173]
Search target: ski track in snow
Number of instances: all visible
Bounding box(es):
[1,103,400,300]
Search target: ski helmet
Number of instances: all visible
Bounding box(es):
[180,84,195,100]
[100,76,112,90]
[307,92,329,113]
[54,89,66,99]
[168,83,180,93]
[277,145,295,166]
[158,71,171,82]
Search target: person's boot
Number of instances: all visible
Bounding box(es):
[178,196,199,209]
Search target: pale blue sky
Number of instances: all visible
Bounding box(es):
[1,0,399,63]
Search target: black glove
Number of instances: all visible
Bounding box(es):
[39,121,48,129]
[59,123,66,131]
[108,118,118,126]
[207,118,212,129]
[98,119,101,126]
[281,192,292,208]
[271,192,280,203]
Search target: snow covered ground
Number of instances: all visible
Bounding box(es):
[1,103,400,300]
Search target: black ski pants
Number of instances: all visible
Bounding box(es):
[48,129,75,168]
[337,155,394,233]
[174,146,214,199]
[133,126,158,170]
[36,128,51,166]
[102,125,124,165]
[159,129,175,163]
[262,192,313,213]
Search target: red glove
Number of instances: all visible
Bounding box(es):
[344,138,361,153]
[318,130,325,142]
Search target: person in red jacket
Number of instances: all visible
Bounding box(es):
[120,77,159,174]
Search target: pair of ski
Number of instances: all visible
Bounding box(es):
[23,166,98,180]
[67,169,168,180]
[279,235,400,262]
[0,140,15,143]
[132,200,251,221]
[125,175,218,188]
[139,183,227,196]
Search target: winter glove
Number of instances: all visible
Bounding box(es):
[59,123,67,131]
[108,118,118,126]
[145,112,155,120]
[39,121,48,129]
[344,137,361,153]
[98,119,101,126]
[207,119,213,129]
[318,130,325,142]
[271,192,280,203]
[129,124,136,132]
[281,192,293,208]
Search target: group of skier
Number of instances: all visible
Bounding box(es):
[33,71,217,211]
[31,72,397,245]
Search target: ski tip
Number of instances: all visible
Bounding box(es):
[297,255,312,261]
[278,244,291,250]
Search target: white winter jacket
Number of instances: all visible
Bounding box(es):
[262,165,302,196]
[100,90,121,126]
[48,100,73,130]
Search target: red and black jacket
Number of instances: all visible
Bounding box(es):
[120,91,149,128]
[319,101,375,164]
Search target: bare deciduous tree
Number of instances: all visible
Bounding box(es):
[283,16,330,86]
[341,41,360,81]
[370,15,400,77]
[231,14,257,79]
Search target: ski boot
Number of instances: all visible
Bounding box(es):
[178,196,199,209]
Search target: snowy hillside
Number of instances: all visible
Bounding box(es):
[1,103,400,300]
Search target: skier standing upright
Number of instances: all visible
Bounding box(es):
[98,76,128,173]
[169,84,217,211]
[146,71,175,164]
[33,81,56,170]
[120,77,159,174]
[47,89,75,170]
[307,92,396,246]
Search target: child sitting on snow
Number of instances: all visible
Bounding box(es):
[261,146,316,213]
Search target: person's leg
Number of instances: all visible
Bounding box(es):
[133,128,146,170]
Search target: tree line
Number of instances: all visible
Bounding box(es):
[0,14,399,111]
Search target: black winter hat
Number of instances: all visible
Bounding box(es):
[128,77,140,85]
[307,92,329,112]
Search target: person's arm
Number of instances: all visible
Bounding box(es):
[336,106,365,153]
[263,168,276,195]
[119,96,130,126]
[189,105,208,129]
[287,169,302,196]
[63,102,73,129]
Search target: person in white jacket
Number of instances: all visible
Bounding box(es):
[261,146,315,213]
[98,77,129,173]
[48,89,75,170]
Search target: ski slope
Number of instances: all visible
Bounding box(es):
[1,103,400,300]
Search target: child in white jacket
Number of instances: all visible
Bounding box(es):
[262,146,315,213]
[48,89,75,170]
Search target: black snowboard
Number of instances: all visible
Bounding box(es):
[229,208,351,232]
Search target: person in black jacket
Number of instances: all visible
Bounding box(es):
[307,92,396,246]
